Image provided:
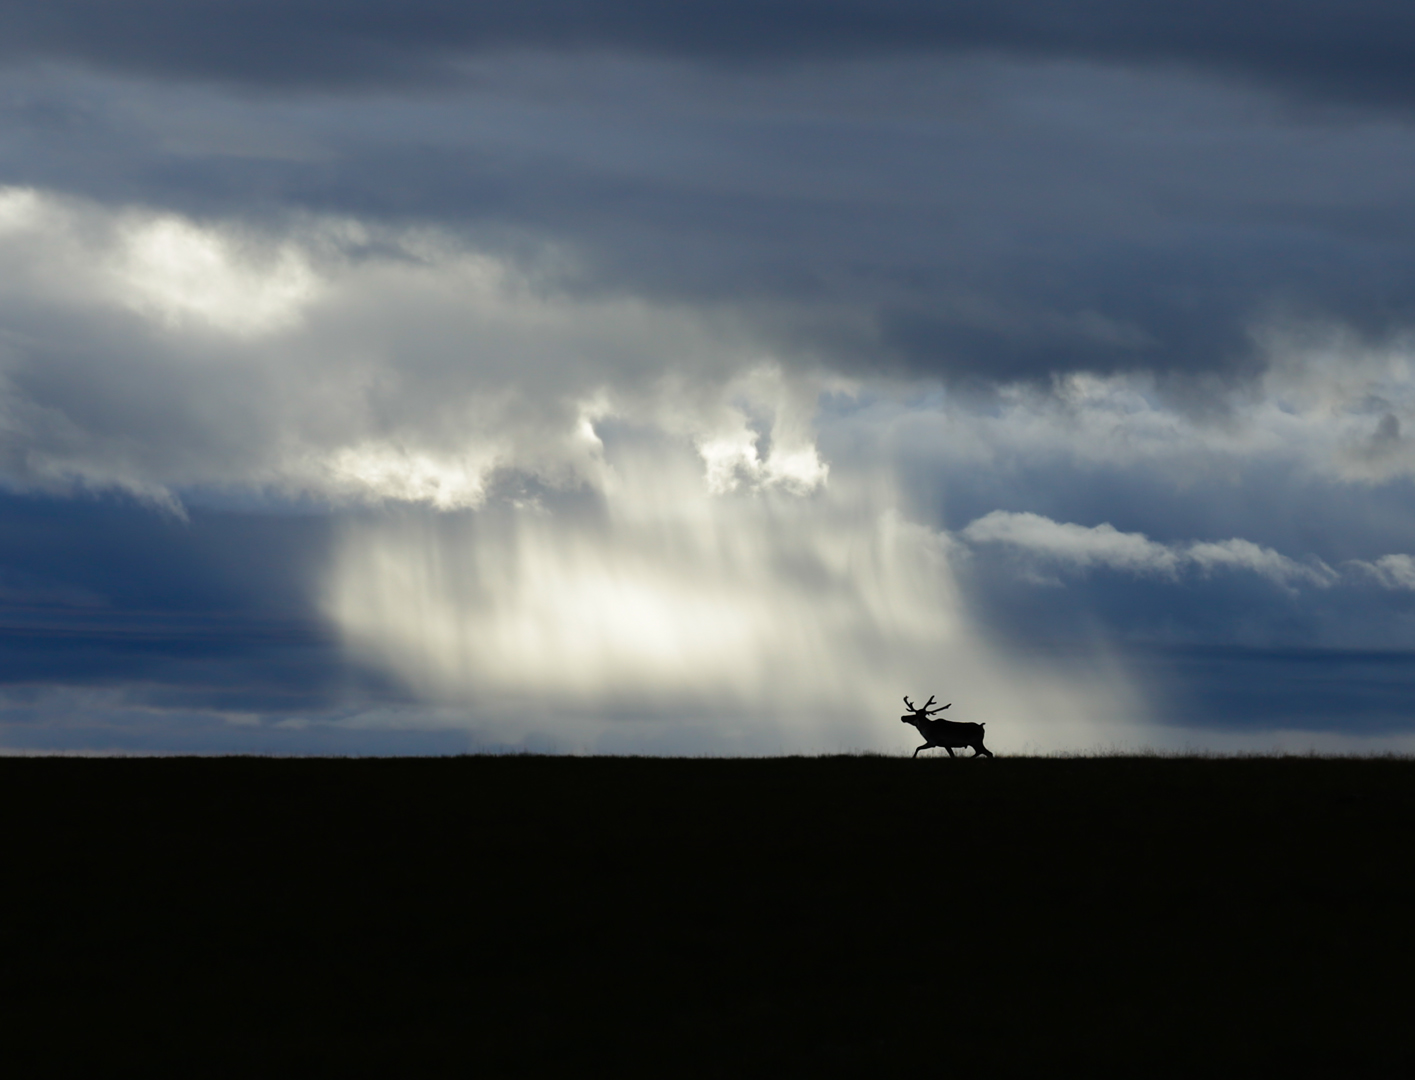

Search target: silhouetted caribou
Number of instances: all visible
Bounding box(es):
[901,695,993,759]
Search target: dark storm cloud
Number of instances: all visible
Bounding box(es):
[3,1,1414,109]
[1127,645,1415,735]
[0,494,405,715]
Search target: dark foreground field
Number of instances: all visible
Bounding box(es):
[3,755,1413,1071]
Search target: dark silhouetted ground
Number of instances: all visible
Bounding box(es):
[2,755,1412,1071]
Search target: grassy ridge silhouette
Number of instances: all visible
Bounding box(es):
[2,754,1411,1069]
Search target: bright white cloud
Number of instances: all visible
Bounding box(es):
[1185,538,1337,587]
[962,512,1182,577]
[832,329,1415,499]
[110,215,323,337]
[0,186,828,510]
[689,367,832,496]
[0,185,323,337]
[1349,553,1415,591]
[962,511,1338,588]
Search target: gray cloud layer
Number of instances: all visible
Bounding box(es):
[7,55,1415,389]
[4,0,1414,109]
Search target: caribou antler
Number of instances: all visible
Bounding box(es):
[905,694,951,717]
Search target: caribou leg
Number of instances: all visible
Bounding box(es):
[913,744,927,758]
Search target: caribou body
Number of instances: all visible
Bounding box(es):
[901,695,993,759]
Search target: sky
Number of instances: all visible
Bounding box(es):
[3,1,1415,754]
